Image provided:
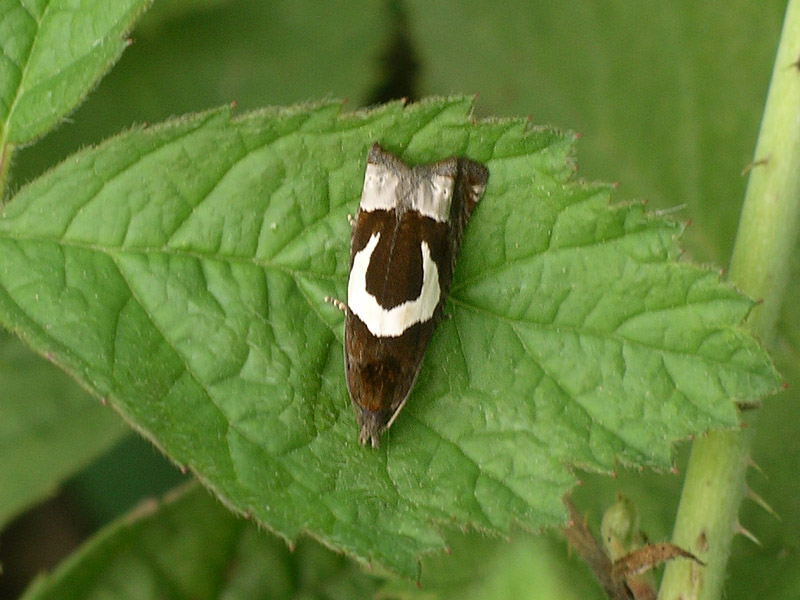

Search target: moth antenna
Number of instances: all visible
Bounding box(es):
[324,296,348,313]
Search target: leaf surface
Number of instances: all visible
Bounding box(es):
[0,97,779,575]
[0,329,127,528]
[21,482,382,600]
[0,0,151,146]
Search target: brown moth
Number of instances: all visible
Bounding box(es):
[329,143,488,447]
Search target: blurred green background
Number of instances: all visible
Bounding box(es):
[3,1,796,598]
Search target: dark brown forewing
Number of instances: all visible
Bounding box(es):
[459,159,489,215]
[448,158,488,270]
[343,146,489,445]
[344,314,435,416]
[351,209,449,311]
[365,211,421,309]
[350,209,386,261]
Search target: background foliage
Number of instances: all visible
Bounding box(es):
[1,1,796,598]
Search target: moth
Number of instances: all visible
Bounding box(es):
[328,143,489,447]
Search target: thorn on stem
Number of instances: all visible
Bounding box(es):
[741,157,769,176]
[735,522,762,546]
[745,487,780,520]
[747,456,767,478]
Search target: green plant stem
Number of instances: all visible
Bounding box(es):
[659,1,800,599]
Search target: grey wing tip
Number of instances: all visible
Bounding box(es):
[367,143,406,172]
[359,426,381,448]
[461,157,489,187]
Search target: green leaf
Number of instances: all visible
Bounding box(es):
[21,482,383,600]
[0,0,152,147]
[379,530,600,600]
[0,328,127,528]
[0,97,779,576]
[8,0,393,191]
[411,1,783,264]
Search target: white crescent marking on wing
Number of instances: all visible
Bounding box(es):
[347,232,441,338]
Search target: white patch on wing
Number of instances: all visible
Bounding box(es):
[412,173,454,222]
[359,163,400,212]
[348,232,441,337]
